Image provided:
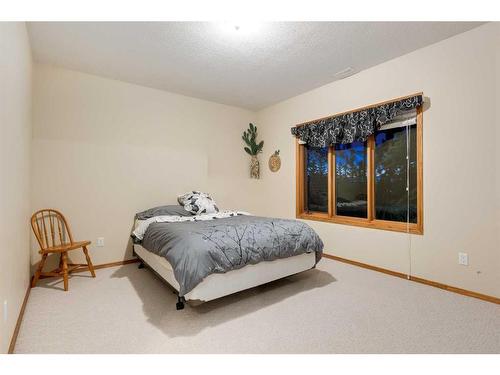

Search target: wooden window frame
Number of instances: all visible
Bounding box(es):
[296,95,423,235]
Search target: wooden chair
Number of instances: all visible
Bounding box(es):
[31,209,95,291]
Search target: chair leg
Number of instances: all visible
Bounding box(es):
[31,253,48,288]
[58,252,64,272]
[82,246,96,277]
[62,251,69,291]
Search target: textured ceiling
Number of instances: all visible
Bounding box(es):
[28,22,483,110]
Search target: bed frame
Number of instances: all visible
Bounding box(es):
[133,244,317,310]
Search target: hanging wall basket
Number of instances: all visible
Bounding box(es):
[268,150,281,172]
[242,123,264,179]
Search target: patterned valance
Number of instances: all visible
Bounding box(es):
[291,94,423,147]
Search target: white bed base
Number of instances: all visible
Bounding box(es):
[133,244,316,306]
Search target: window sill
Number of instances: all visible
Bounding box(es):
[297,212,423,235]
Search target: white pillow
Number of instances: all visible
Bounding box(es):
[177,191,219,215]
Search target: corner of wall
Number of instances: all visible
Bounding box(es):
[0,21,33,354]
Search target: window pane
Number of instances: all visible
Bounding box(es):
[305,146,329,213]
[335,141,367,218]
[374,124,417,223]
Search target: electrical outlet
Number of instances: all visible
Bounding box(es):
[3,300,7,323]
[97,237,105,247]
[458,252,469,266]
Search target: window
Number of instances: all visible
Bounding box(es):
[305,146,329,213]
[296,105,423,234]
[335,141,368,218]
[374,123,417,223]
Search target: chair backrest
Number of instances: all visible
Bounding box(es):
[31,209,74,251]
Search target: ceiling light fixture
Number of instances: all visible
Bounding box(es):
[219,21,261,36]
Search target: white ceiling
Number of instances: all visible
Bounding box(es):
[28,22,483,110]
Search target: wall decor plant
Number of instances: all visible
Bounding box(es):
[242,123,264,179]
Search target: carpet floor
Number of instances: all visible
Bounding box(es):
[14,258,500,353]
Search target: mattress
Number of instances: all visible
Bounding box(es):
[134,244,316,302]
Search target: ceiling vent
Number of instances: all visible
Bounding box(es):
[334,67,355,79]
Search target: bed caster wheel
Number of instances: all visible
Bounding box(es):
[138,262,145,269]
[176,296,185,310]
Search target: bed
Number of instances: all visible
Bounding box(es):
[131,205,323,310]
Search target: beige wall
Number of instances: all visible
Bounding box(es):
[0,23,32,353]
[32,64,256,268]
[255,23,500,297]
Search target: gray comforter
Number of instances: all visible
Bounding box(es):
[140,215,323,296]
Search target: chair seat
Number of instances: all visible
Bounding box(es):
[42,240,91,253]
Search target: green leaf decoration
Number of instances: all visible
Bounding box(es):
[257,140,264,153]
[242,123,264,156]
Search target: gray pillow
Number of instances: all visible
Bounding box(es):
[135,205,193,220]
